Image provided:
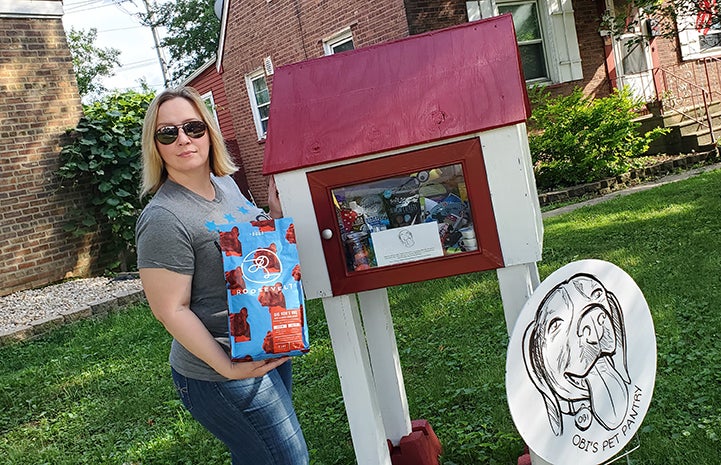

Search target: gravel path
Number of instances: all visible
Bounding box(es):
[0,276,144,336]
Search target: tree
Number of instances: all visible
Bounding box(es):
[66,27,122,99]
[603,0,720,44]
[141,0,221,84]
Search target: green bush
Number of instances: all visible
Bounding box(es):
[58,90,155,271]
[528,86,668,191]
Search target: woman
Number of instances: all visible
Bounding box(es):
[135,87,309,464]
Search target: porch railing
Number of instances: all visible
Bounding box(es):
[652,56,721,146]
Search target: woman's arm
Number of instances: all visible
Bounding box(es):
[267,176,283,219]
[140,267,288,379]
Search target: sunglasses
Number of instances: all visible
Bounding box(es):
[155,120,207,145]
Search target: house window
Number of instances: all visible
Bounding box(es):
[201,91,220,127]
[323,28,355,55]
[466,0,583,84]
[677,1,721,59]
[699,25,721,51]
[619,36,648,75]
[498,1,548,81]
[245,69,270,140]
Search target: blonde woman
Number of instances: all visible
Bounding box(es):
[135,87,308,464]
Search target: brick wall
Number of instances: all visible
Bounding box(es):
[565,0,612,99]
[404,0,468,35]
[0,14,105,296]
[220,0,409,206]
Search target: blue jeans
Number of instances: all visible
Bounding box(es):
[171,362,309,465]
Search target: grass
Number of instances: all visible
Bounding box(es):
[2,168,721,464]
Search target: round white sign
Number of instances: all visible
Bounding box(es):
[506,260,656,465]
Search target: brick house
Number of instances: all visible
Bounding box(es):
[188,0,720,206]
[182,57,253,200]
[0,0,107,296]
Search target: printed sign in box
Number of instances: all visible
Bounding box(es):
[371,221,444,267]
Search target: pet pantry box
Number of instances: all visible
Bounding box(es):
[262,16,546,465]
[263,15,543,298]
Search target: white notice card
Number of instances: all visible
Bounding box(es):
[371,222,444,267]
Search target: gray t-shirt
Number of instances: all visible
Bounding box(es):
[135,175,266,381]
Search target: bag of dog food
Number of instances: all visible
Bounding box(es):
[216,217,309,361]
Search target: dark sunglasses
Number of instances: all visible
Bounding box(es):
[154,120,207,145]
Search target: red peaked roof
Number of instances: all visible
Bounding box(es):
[263,14,529,175]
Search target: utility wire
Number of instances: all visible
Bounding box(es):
[64,0,170,91]
[64,0,130,14]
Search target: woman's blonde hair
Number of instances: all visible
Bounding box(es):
[140,86,237,197]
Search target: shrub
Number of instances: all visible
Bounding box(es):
[58,90,155,271]
[528,87,668,191]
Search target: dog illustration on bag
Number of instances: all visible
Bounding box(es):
[225,267,246,295]
[285,223,296,244]
[258,283,286,309]
[522,273,631,436]
[252,243,281,275]
[229,307,251,342]
[218,227,243,256]
[251,218,276,232]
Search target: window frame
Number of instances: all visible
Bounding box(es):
[245,68,270,140]
[323,27,355,55]
[677,9,721,59]
[497,0,550,83]
[466,0,583,84]
[200,90,220,128]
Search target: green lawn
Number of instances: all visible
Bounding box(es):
[1,168,720,464]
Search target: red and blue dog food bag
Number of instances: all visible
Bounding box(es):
[216,217,309,361]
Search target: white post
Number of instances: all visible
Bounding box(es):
[496,262,541,336]
[497,262,552,465]
[322,294,392,465]
[358,288,413,445]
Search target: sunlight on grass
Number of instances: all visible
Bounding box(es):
[545,201,698,234]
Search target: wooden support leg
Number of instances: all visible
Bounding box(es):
[358,289,412,446]
[497,263,552,465]
[496,262,540,336]
[322,294,392,465]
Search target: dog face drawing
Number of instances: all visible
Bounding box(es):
[251,219,276,232]
[258,283,286,309]
[285,223,296,244]
[219,227,242,256]
[523,274,631,436]
[229,307,251,342]
[225,267,246,295]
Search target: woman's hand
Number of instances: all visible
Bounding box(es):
[268,175,283,219]
[219,357,290,380]
[141,268,284,380]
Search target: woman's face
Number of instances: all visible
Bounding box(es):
[155,97,211,180]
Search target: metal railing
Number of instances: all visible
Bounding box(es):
[652,56,721,145]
